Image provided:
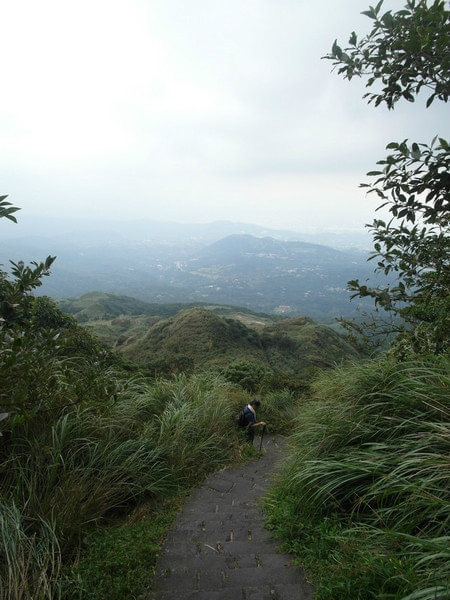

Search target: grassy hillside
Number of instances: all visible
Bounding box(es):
[59,291,278,325]
[118,307,266,368]
[59,291,210,323]
[58,293,359,380]
[60,292,282,353]
[117,307,359,379]
[262,317,360,372]
[83,314,161,346]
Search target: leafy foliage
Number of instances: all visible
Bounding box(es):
[325,1,450,354]
[221,359,271,393]
[327,0,450,109]
[0,195,20,223]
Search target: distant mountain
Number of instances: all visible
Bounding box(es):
[150,234,374,318]
[2,215,371,250]
[1,221,376,319]
[195,234,352,264]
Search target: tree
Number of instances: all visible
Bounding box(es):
[1,196,56,327]
[325,0,450,354]
[0,198,113,436]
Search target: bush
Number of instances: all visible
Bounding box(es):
[143,373,246,483]
[257,388,302,433]
[221,359,271,393]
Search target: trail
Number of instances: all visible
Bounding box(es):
[148,435,314,600]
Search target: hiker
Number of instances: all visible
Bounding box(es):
[242,398,266,444]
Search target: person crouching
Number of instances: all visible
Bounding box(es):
[243,398,266,444]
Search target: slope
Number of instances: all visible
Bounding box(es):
[117,307,359,377]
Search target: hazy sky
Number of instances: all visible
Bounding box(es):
[1,0,446,233]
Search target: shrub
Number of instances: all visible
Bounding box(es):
[221,359,271,393]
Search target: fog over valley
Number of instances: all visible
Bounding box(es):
[1,217,376,320]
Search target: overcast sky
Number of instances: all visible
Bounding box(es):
[1,0,446,234]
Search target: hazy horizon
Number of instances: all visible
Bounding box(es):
[1,212,372,248]
[1,1,445,234]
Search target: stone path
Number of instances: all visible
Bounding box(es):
[148,434,314,600]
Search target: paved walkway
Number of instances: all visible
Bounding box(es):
[148,435,314,600]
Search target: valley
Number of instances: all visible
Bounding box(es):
[1,220,376,319]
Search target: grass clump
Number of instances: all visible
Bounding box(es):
[0,500,61,600]
[265,354,450,600]
[62,501,179,600]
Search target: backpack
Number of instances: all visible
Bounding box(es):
[236,407,248,429]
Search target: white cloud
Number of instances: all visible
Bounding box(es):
[0,0,445,233]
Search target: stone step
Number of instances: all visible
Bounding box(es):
[156,539,281,563]
[149,581,313,600]
[165,525,273,546]
[167,513,263,530]
[155,550,296,572]
[151,564,308,594]
[148,584,274,600]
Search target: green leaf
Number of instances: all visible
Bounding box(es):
[361,9,376,19]
[402,90,415,102]
[426,93,435,107]
[381,11,394,27]
[374,0,384,15]
[0,196,21,223]
[332,39,343,59]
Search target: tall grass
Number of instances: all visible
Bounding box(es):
[145,372,244,482]
[0,500,61,600]
[265,354,450,599]
[260,388,302,432]
[1,368,248,598]
[3,405,172,552]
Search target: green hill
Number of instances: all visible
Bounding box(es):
[59,292,280,346]
[262,317,360,372]
[59,291,277,324]
[59,292,359,378]
[58,291,207,323]
[117,307,359,378]
[117,307,267,369]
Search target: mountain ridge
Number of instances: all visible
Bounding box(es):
[2,228,375,319]
[115,306,359,378]
[2,215,372,250]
